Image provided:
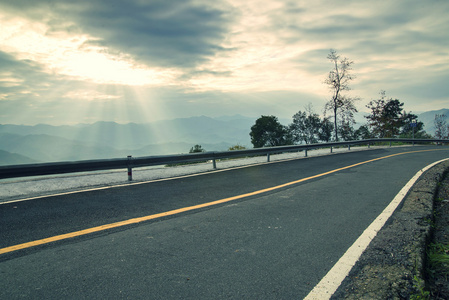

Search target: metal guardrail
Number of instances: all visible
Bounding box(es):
[0,138,448,180]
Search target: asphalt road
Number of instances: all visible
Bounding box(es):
[1,146,449,299]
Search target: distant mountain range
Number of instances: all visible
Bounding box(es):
[0,115,256,165]
[0,111,447,166]
[413,109,449,134]
[0,149,38,166]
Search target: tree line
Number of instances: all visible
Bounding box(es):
[249,49,448,148]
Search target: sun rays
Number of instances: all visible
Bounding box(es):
[1,1,448,126]
[0,12,178,87]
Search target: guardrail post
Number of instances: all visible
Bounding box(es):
[305,149,308,157]
[348,144,351,151]
[389,141,392,147]
[267,153,270,162]
[330,146,333,153]
[212,158,217,169]
[127,155,133,181]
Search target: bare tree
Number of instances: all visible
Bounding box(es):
[324,49,359,141]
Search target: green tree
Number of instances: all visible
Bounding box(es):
[354,125,372,140]
[324,49,359,141]
[400,112,425,138]
[189,144,205,153]
[289,107,321,144]
[338,120,357,141]
[365,91,405,138]
[318,117,334,142]
[250,115,292,148]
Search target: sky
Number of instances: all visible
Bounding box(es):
[0,0,448,125]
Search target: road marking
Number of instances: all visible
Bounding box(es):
[0,149,443,255]
[1,151,316,205]
[304,157,449,300]
[0,145,381,205]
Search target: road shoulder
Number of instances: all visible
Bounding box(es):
[332,160,449,299]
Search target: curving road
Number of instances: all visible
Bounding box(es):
[1,146,449,299]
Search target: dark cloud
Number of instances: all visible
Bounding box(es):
[178,69,233,81]
[1,0,235,69]
[275,0,449,52]
[0,51,53,123]
[77,0,235,68]
[0,51,52,100]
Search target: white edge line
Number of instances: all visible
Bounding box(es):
[304,157,449,300]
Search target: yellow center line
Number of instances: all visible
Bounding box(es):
[0,149,442,255]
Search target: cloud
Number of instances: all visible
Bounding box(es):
[0,0,448,125]
[0,51,54,101]
[0,11,181,86]
[0,0,234,70]
[63,90,122,102]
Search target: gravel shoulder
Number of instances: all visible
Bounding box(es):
[332,159,449,299]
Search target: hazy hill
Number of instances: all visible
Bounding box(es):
[0,133,123,164]
[0,115,255,165]
[0,115,254,150]
[0,149,37,165]
[417,109,449,135]
[1,111,446,166]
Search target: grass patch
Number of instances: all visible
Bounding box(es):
[427,243,449,279]
[411,275,430,300]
